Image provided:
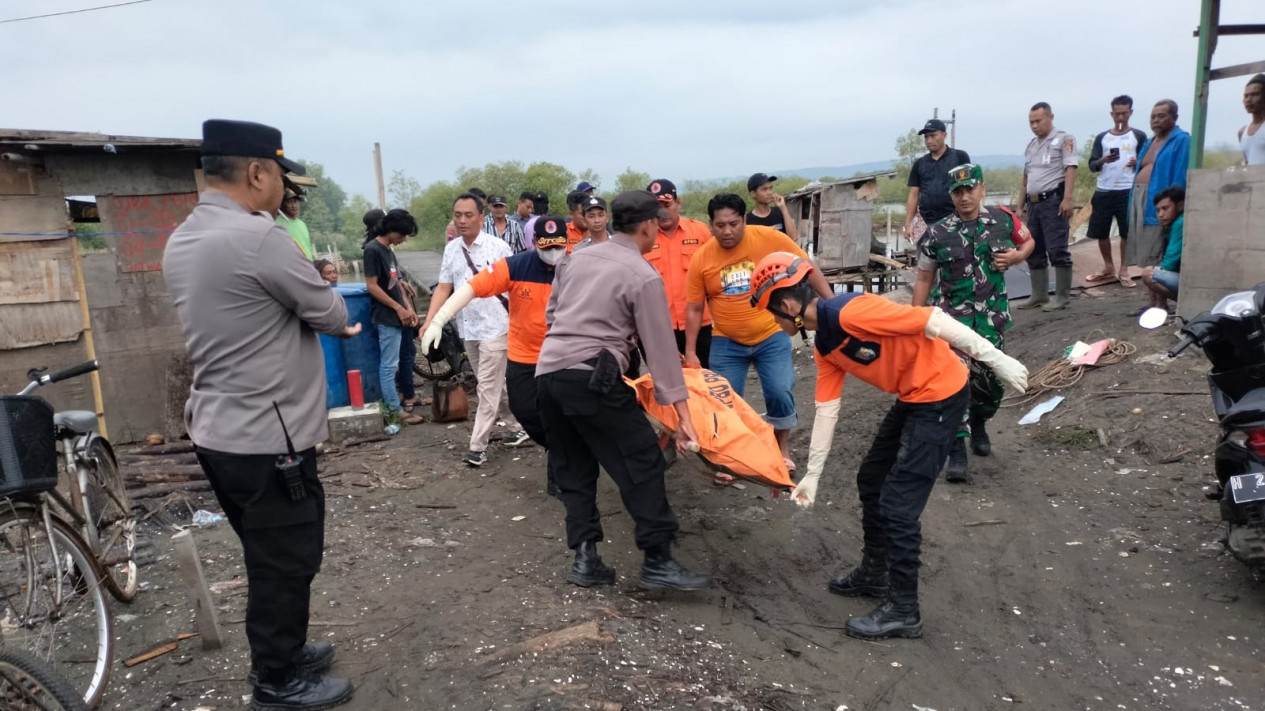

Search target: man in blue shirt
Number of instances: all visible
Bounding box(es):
[1140,187,1184,313]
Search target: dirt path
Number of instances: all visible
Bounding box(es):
[104,285,1264,711]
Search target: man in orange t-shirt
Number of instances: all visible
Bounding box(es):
[645,178,714,366]
[748,252,1028,642]
[684,194,833,465]
[564,191,589,254]
[421,216,569,497]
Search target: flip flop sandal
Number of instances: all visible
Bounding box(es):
[1084,271,1117,284]
[401,412,425,425]
[1118,272,1137,288]
[402,400,417,413]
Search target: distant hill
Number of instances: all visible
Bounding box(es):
[773,154,1025,180]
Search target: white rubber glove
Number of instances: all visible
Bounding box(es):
[420,283,476,354]
[792,398,840,509]
[925,308,1029,394]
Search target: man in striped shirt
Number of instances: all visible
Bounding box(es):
[484,194,529,253]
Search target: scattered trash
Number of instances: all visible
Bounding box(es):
[1216,676,1233,687]
[1019,396,1064,426]
[912,705,940,711]
[1131,408,1143,415]
[1069,340,1110,366]
[1065,541,1083,546]
[407,537,437,548]
[384,423,401,436]
[511,515,526,522]
[191,510,225,527]
[890,661,902,668]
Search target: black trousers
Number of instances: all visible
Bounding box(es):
[506,359,556,487]
[854,385,968,600]
[1025,192,1073,269]
[675,325,711,369]
[537,368,679,549]
[195,446,325,683]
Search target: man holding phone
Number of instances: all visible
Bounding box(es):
[911,164,1033,483]
[1086,95,1148,286]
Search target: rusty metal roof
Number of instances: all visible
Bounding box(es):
[0,129,200,151]
[786,171,898,199]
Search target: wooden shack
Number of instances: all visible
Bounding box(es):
[785,172,895,273]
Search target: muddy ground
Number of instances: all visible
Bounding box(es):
[100,283,1264,711]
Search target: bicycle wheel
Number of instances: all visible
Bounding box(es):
[0,647,89,711]
[0,507,113,709]
[82,440,138,603]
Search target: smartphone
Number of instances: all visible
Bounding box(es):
[1110,147,1120,157]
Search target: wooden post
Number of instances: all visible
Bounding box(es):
[69,237,108,439]
[373,142,386,211]
[172,529,224,650]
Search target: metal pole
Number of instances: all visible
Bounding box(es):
[1190,0,1220,169]
[373,142,386,211]
[950,109,957,148]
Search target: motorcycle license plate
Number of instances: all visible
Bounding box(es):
[1229,473,1265,504]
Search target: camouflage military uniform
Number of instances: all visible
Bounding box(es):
[918,205,1029,436]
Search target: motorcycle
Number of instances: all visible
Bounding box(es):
[1141,284,1265,571]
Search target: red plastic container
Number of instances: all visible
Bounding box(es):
[347,370,364,409]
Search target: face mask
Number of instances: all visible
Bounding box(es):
[537,248,566,266]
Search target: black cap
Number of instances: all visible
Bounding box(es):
[918,119,947,135]
[582,195,607,213]
[647,179,677,200]
[746,173,777,192]
[612,190,669,226]
[489,195,507,206]
[201,119,305,175]
[534,215,569,247]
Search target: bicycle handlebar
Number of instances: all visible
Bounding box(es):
[43,361,99,385]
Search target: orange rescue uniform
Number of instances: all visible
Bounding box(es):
[644,217,713,330]
[565,222,585,255]
[465,251,554,364]
[812,293,968,404]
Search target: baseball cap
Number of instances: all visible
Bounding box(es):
[283,188,303,201]
[647,179,677,202]
[612,190,669,225]
[576,181,595,193]
[918,119,948,135]
[201,119,305,175]
[947,163,984,191]
[489,195,508,206]
[746,173,777,192]
[582,195,607,213]
[533,215,569,248]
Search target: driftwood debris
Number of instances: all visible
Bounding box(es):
[480,621,614,664]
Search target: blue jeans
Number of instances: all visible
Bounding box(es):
[709,332,797,429]
[377,325,403,413]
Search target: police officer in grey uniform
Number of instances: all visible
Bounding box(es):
[164,120,358,711]
[536,191,712,591]
[1017,102,1079,311]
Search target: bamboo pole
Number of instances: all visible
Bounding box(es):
[69,237,108,439]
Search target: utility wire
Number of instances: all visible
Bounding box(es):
[0,0,155,25]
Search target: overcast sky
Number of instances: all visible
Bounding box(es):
[3,0,1260,199]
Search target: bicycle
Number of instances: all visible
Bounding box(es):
[18,363,137,603]
[1,361,121,708]
[0,647,90,711]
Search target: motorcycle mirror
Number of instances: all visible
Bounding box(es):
[1138,307,1168,330]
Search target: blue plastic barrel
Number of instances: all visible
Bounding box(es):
[334,284,382,403]
[319,333,349,409]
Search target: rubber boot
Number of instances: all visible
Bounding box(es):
[970,415,991,457]
[639,544,712,590]
[1043,266,1073,311]
[567,541,616,587]
[827,550,888,598]
[945,437,970,483]
[845,586,922,640]
[1017,267,1049,309]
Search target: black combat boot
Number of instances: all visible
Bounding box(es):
[567,541,616,587]
[639,544,712,590]
[251,672,354,711]
[945,437,970,483]
[845,586,922,640]
[827,551,888,598]
[970,415,991,457]
[248,643,336,685]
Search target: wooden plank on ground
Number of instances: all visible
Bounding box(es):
[172,529,224,650]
